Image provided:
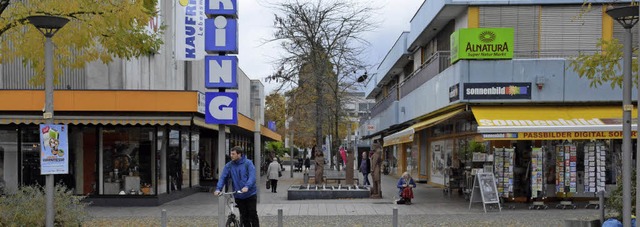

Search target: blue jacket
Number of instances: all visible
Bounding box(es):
[397,177,416,195]
[216,156,257,199]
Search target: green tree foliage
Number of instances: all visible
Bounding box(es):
[0,0,163,84]
[607,170,636,219]
[265,141,287,158]
[265,92,287,138]
[569,38,638,89]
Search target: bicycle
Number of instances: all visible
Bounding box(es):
[217,191,242,227]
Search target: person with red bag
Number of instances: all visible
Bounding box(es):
[397,172,416,205]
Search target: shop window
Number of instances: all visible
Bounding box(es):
[21,126,44,187]
[0,128,18,194]
[190,132,200,186]
[101,127,154,195]
[167,129,182,192]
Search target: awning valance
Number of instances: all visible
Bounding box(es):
[0,115,192,126]
[383,127,414,147]
[472,106,638,140]
[383,109,465,146]
[412,109,464,131]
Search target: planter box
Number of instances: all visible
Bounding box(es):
[287,185,370,200]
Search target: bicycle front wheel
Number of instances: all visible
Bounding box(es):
[225,215,240,227]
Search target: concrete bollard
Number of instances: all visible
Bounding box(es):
[278,209,283,227]
[393,207,398,227]
[161,209,167,227]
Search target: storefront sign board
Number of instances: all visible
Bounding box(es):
[39,124,69,175]
[469,172,501,213]
[450,27,514,63]
[463,83,531,100]
[482,131,638,140]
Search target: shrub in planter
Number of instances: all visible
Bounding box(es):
[606,170,636,220]
[0,184,88,226]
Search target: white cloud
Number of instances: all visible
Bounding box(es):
[238,0,424,94]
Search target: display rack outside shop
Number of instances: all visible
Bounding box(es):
[584,142,606,193]
[494,147,514,198]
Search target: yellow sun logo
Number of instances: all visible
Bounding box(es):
[179,0,189,7]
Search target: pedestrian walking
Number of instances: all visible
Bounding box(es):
[360,151,371,186]
[267,158,281,193]
[214,146,260,226]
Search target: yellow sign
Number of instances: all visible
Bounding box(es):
[483,131,638,140]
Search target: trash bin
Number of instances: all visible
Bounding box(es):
[303,172,309,184]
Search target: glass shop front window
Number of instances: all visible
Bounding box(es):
[101,127,154,195]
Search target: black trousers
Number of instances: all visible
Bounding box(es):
[270,179,278,192]
[236,194,259,227]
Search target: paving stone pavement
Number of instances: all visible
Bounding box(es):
[86,167,603,226]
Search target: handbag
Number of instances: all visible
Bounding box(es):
[266,180,271,189]
[278,171,282,177]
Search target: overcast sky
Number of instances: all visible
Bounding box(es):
[237,0,425,94]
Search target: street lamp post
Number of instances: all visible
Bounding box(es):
[27,15,69,227]
[253,100,261,203]
[607,6,638,227]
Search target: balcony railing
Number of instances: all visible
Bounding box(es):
[400,51,450,98]
[370,86,397,117]
[370,49,601,117]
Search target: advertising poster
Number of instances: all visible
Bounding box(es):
[39,124,69,174]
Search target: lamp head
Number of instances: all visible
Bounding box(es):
[606,6,639,29]
[356,72,368,83]
[27,15,69,38]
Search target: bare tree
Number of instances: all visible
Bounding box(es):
[266,0,376,165]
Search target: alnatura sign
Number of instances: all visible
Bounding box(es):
[450,28,514,63]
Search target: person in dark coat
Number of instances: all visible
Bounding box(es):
[304,156,311,172]
[360,151,371,186]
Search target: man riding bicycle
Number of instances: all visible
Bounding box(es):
[214,146,259,227]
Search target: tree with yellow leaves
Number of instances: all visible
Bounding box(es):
[0,0,163,84]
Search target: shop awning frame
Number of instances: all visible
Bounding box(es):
[383,127,414,146]
[472,105,639,140]
[382,109,465,146]
[0,115,192,126]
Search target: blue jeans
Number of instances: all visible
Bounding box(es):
[362,173,371,185]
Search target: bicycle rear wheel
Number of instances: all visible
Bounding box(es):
[225,215,240,227]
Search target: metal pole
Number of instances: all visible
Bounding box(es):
[44,36,55,227]
[254,104,261,203]
[392,207,398,227]
[599,191,605,224]
[218,124,226,227]
[637,5,640,217]
[278,209,283,227]
[290,131,294,178]
[622,27,633,227]
[161,209,167,227]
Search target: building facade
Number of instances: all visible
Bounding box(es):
[361,0,634,200]
[0,2,280,205]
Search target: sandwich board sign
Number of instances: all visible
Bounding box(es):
[468,172,501,212]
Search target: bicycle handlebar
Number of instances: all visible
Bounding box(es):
[216,191,243,196]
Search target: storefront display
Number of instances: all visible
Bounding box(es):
[494,147,514,198]
[530,147,545,198]
[584,142,606,193]
[555,143,577,193]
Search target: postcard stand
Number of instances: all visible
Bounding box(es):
[529,146,548,210]
[555,142,577,209]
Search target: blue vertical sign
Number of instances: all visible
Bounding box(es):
[205,92,238,124]
[205,17,238,54]
[205,0,238,16]
[204,0,238,125]
[39,124,69,174]
[205,55,238,88]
